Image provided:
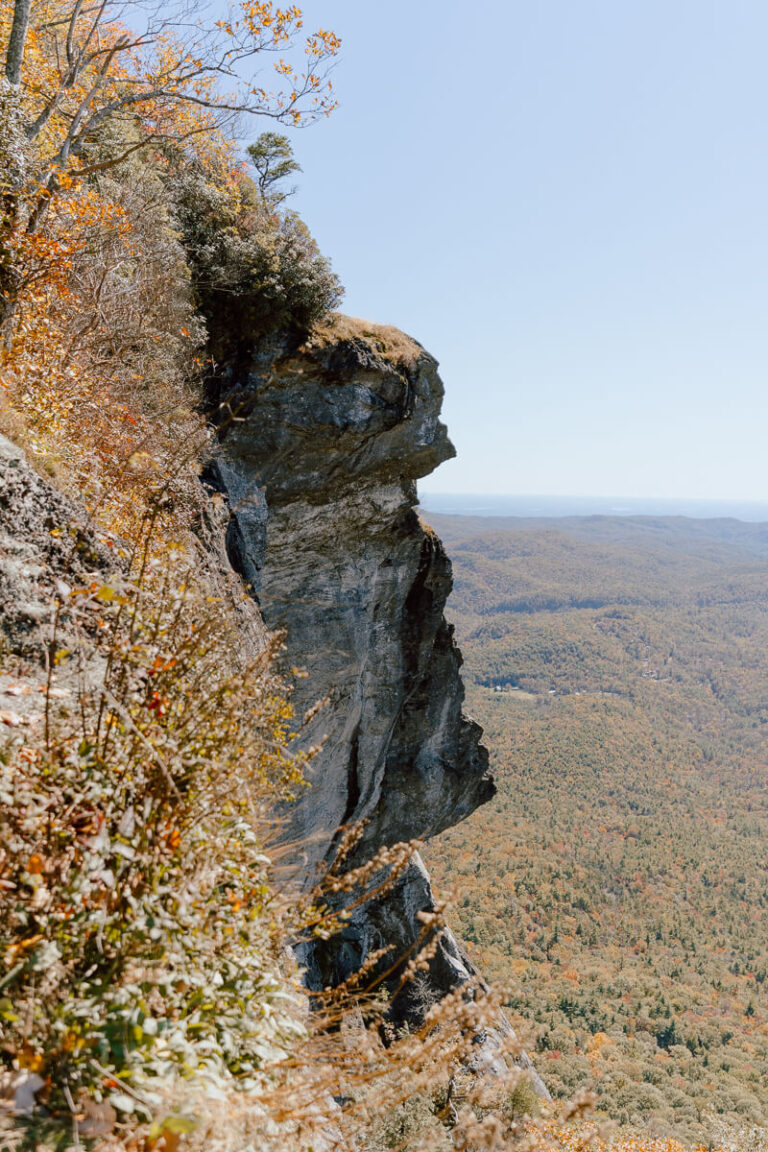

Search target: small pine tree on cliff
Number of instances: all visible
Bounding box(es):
[247,132,302,209]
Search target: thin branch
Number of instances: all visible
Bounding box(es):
[65,0,85,67]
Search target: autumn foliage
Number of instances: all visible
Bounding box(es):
[0,4,540,1150]
[0,0,342,531]
[427,517,768,1150]
[3,3,758,1151]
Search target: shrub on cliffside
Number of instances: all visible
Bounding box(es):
[0,523,312,1142]
[171,157,342,363]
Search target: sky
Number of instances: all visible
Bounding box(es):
[249,1,768,500]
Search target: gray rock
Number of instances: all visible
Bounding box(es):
[211,332,494,879]
[209,320,546,1095]
[0,326,546,1101]
[0,433,113,663]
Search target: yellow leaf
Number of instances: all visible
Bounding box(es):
[18,1045,44,1072]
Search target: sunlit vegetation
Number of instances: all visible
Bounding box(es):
[426,514,768,1148]
[0,4,579,1147]
[6,1,765,1146]
[0,0,341,1132]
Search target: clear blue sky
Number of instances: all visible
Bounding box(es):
[260,0,768,499]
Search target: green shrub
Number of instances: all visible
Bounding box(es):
[503,1074,542,1121]
[171,161,342,360]
[368,1091,452,1152]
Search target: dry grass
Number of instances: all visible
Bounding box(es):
[418,516,441,542]
[307,312,424,368]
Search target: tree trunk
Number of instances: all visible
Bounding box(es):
[5,0,32,87]
[0,252,19,352]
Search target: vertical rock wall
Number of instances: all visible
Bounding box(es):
[208,318,497,1012]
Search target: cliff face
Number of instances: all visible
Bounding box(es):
[207,317,496,1006]
[0,318,545,1093]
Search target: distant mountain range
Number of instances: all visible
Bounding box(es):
[419,491,768,522]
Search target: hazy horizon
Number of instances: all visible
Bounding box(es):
[418,490,768,523]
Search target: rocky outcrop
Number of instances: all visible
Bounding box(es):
[0,316,545,1094]
[206,316,497,1008]
[0,433,114,662]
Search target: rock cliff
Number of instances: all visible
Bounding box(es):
[0,313,545,1094]
[205,315,499,1014]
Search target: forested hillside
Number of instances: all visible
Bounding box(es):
[425,513,768,1146]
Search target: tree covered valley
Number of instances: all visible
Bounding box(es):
[425,512,768,1147]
